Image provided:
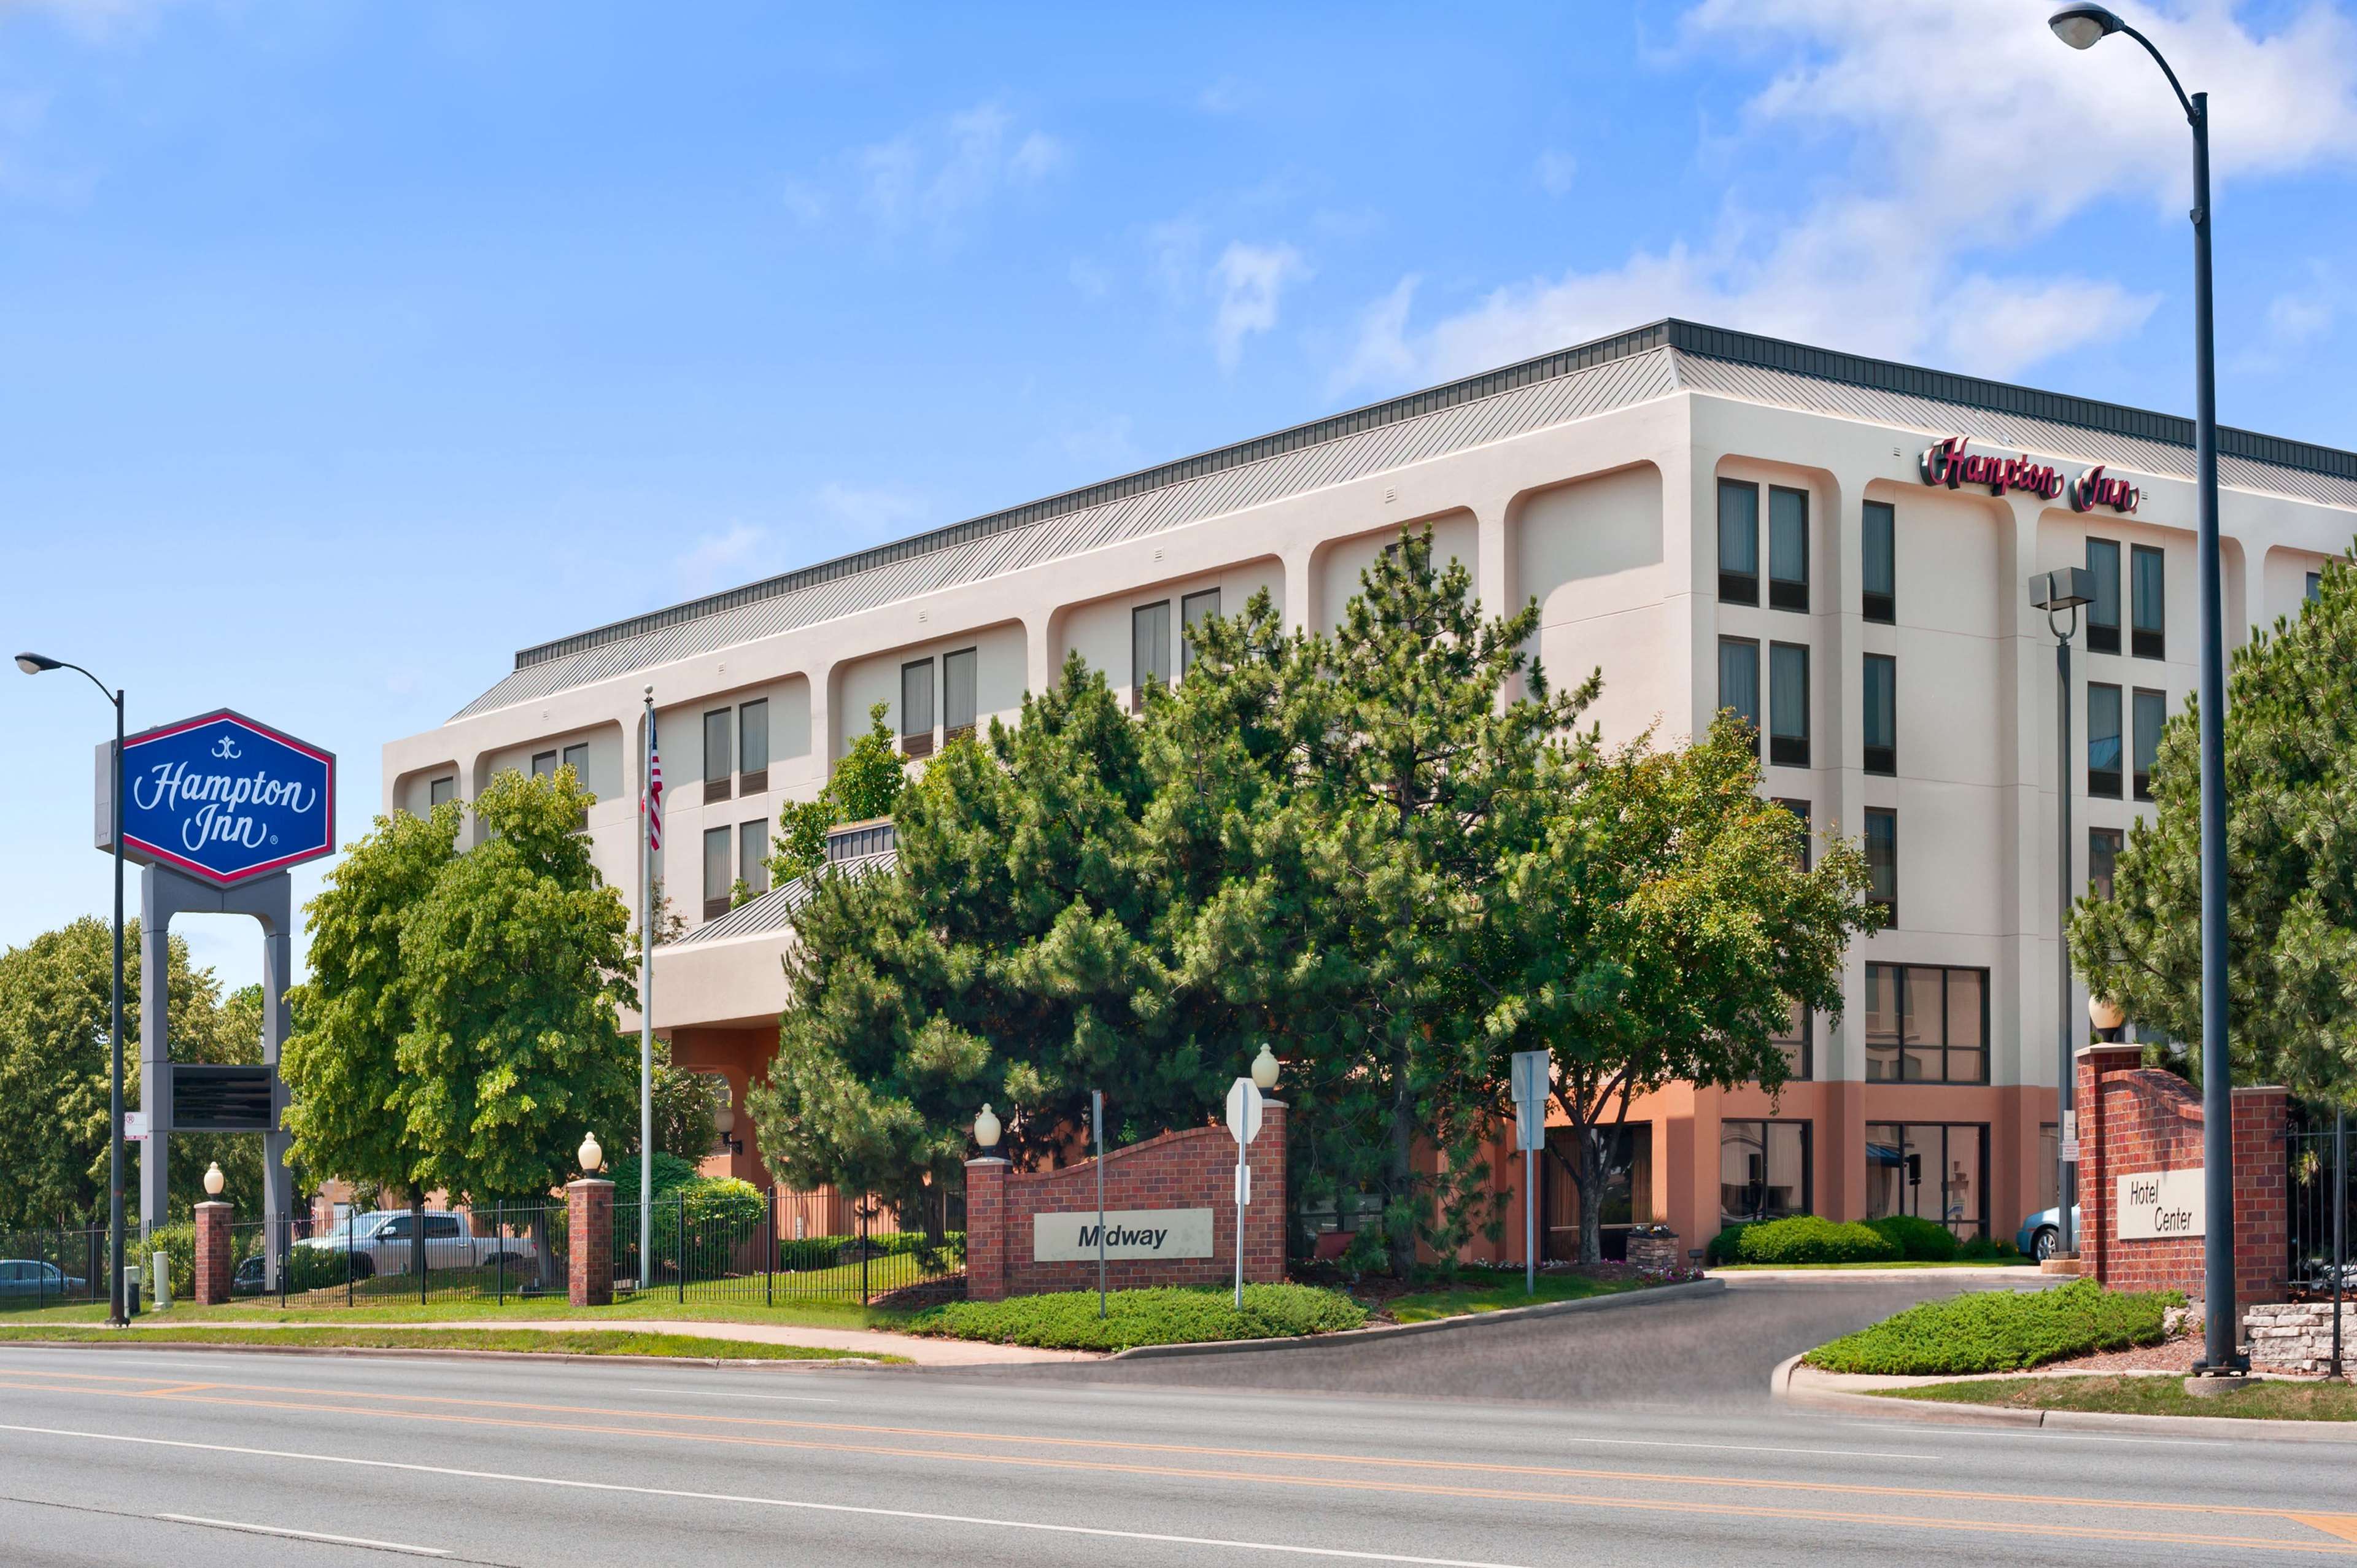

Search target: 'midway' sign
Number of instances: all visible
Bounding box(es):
[1034,1209,1214,1262]
[2118,1168,2205,1240]
[99,709,336,887]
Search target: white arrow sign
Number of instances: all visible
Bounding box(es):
[1509,1049,1549,1151]
[1225,1078,1263,1146]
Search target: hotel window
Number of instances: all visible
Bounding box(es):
[1542,1124,1652,1261]
[1863,653,1897,774]
[702,825,733,922]
[1718,636,1760,749]
[1132,600,1172,711]
[1769,1001,1812,1081]
[942,648,978,742]
[2087,683,2123,798]
[2131,544,2166,659]
[531,750,557,778]
[1775,798,1811,871]
[1180,588,1221,675]
[2089,827,2124,900]
[1717,479,1759,606]
[1864,808,1897,924]
[899,658,936,758]
[1864,963,1989,1084]
[1720,1121,1811,1226]
[2308,570,2325,604]
[1861,501,1895,623]
[1768,643,1809,767]
[738,821,769,899]
[2132,687,2165,801]
[563,741,590,829]
[428,776,455,808]
[2085,538,2121,655]
[703,708,733,803]
[1867,1121,1989,1239]
[738,700,768,794]
[1767,487,1809,612]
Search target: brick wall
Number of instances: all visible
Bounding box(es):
[193,1200,233,1306]
[965,1102,1287,1302]
[2078,1045,2288,1306]
[567,1179,613,1307]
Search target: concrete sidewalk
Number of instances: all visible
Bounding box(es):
[381,1317,1094,1366]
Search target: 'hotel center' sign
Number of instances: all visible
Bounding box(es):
[98,709,337,887]
[1919,436,2142,514]
[2117,1168,2205,1240]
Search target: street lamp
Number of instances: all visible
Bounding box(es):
[2030,568,2093,1260]
[973,1103,1002,1153]
[578,1132,605,1174]
[2047,1,2239,1377]
[203,1162,225,1198]
[17,651,128,1329]
[1250,1045,1281,1091]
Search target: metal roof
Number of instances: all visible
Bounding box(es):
[668,849,897,946]
[452,319,2357,722]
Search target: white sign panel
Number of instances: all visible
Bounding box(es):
[123,1110,149,1143]
[1510,1050,1549,1151]
[1225,1078,1263,1146]
[1034,1208,1215,1263]
[2117,1168,2205,1240]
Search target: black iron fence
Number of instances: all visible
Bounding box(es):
[0,1227,106,1311]
[2289,1108,2352,1298]
[608,1185,963,1306]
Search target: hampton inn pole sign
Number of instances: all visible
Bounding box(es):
[99,709,336,886]
[1919,436,2142,514]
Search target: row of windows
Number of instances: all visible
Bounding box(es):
[2082,538,2166,659]
[2088,683,2166,801]
[1719,1119,1991,1238]
[1717,642,1897,775]
[701,699,771,803]
[898,647,978,759]
[1132,589,1223,710]
[702,818,772,921]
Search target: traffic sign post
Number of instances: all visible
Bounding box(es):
[1225,1078,1263,1308]
[1092,1089,1107,1320]
[1510,1051,1549,1295]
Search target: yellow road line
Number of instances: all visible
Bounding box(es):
[0,1375,2346,1556]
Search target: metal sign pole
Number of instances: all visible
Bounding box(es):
[1225,1078,1261,1310]
[1510,1051,1549,1296]
[2335,1108,2346,1380]
[1093,1091,1107,1318]
[640,689,656,1292]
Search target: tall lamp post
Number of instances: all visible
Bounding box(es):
[2048,4,2239,1373]
[2030,568,2094,1262]
[16,651,128,1328]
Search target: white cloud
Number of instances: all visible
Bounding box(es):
[815,481,927,537]
[1212,242,1307,369]
[778,177,827,226]
[675,523,769,595]
[1334,1,2357,392]
[1534,149,1578,196]
[851,101,1067,239]
[1198,77,1247,114]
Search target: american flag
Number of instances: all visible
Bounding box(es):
[643,714,664,851]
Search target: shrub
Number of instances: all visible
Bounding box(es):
[1865,1214,1959,1262]
[909,1283,1368,1353]
[147,1221,196,1299]
[1704,1223,1753,1266]
[1732,1215,1900,1265]
[1955,1234,2018,1261]
[605,1152,701,1202]
[1805,1278,2175,1375]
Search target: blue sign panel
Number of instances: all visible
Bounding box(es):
[111,710,336,886]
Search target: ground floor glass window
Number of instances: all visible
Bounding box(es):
[1719,1119,1810,1227]
[1865,1122,1988,1239]
[1542,1124,1653,1262]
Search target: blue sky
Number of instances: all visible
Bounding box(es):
[6,0,2356,991]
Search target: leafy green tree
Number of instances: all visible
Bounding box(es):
[393,767,638,1208]
[0,917,267,1229]
[768,701,908,884]
[1484,719,1879,1262]
[647,1037,722,1159]
[281,802,460,1199]
[2072,557,2357,1102]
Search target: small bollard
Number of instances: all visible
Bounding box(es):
[121,1265,143,1317]
[150,1251,172,1311]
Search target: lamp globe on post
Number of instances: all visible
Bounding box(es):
[1250,1044,1280,1091]
[578,1132,604,1175]
[2089,995,2127,1041]
[973,1103,1002,1153]
[2048,4,2123,50]
[202,1162,225,1198]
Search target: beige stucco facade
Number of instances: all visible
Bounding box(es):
[382,322,2356,1246]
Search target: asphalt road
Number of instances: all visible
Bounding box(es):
[1,1278,2348,1567]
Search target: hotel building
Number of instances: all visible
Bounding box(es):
[381,320,2356,1259]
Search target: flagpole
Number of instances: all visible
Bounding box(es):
[640,686,656,1292]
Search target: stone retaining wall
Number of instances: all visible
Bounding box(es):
[2243,1300,2355,1376]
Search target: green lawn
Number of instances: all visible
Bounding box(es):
[1,1293,914,1332]
[1714,1259,2038,1271]
[1385,1270,1651,1323]
[1805,1279,2172,1376]
[0,1324,901,1361]
[1881,1375,2357,1422]
[909,1283,1366,1352]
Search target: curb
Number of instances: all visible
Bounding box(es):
[0,1338,898,1372]
[1771,1351,2357,1442]
[1711,1267,2049,1283]
[1113,1278,1726,1361]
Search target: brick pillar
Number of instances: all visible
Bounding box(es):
[567,1178,613,1307]
[2076,1043,2140,1284]
[193,1200,234,1306]
[964,1157,1009,1302]
[2231,1085,2290,1307]
[1244,1100,1287,1285]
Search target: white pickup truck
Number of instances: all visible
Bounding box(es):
[296,1210,534,1278]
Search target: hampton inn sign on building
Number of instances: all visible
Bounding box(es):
[384,319,2355,1262]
